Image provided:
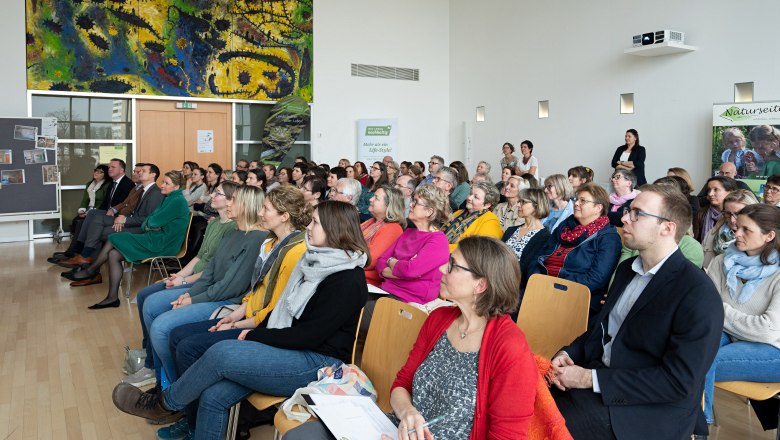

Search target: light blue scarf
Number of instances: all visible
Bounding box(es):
[722,244,779,304]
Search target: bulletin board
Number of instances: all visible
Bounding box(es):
[0,117,59,215]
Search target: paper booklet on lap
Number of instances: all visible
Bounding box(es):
[304,394,398,440]
[367,284,391,295]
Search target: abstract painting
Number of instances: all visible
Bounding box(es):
[26,0,313,101]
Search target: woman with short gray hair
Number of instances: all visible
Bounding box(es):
[607,169,639,226]
[442,180,503,252]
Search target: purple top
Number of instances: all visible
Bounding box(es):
[376,229,450,304]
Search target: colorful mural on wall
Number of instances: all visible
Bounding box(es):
[25,0,313,102]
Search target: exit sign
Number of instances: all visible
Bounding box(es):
[176,102,198,109]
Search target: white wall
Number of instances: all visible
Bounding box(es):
[311,0,450,166]
[0,1,28,118]
[449,0,780,187]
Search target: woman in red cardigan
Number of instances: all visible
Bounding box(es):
[389,236,538,440]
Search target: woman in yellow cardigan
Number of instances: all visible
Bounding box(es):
[442,180,503,252]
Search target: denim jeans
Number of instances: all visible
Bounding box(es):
[162,339,339,440]
[142,287,231,382]
[135,281,169,368]
[169,319,242,378]
[703,332,780,423]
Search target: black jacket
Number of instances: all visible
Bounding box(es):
[99,175,134,211]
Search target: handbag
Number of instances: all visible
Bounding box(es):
[281,363,377,422]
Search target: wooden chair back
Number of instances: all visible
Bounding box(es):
[361,297,428,412]
[516,274,590,359]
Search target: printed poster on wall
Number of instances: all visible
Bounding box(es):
[197,130,214,153]
[357,119,397,165]
[712,102,780,196]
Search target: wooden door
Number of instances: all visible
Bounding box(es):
[136,100,232,178]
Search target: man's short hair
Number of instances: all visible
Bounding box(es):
[396,174,416,194]
[263,164,277,175]
[430,155,444,166]
[637,184,693,243]
[147,163,160,181]
[437,166,457,191]
[111,158,126,170]
[337,178,362,206]
[471,172,493,184]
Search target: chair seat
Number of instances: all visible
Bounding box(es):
[246,392,286,410]
[273,406,315,437]
[715,381,780,401]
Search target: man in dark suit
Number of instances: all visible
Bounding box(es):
[49,158,134,262]
[58,164,163,268]
[550,185,724,440]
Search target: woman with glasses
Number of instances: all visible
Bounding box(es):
[528,183,622,317]
[607,169,640,226]
[301,175,327,207]
[764,174,780,207]
[494,175,529,231]
[123,181,239,387]
[375,185,450,305]
[442,181,503,252]
[500,142,520,172]
[357,161,390,221]
[113,201,369,440]
[541,174,575,232]
[703,204,780,425]
[278,167,293,186]
[611,128,647,186]
[502,188,550,294]
[701,190,760,269]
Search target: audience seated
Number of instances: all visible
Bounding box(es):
[703,204,780,424]
[277,167,293,186]
[432,165,459,212]
[495,165,514,195]
[701,189,759,269]
[373,185,450,308]
[354,161,369,186]
[494,175,529,231]
[134,186,267,385]
[765,174,780,207]
[607,169,640,227]
[448,161,471,207]
[442,180,503,252]
[502,187,551,293]
[112,201,369,440]
[182,166,207,207]
[329,177,361,206]
[393,174,415,217]
[124,181,238,388]
[542,174,575,232]
[64,170,189,309]
[357,161,390,221]
[550,185,723,440]
[361,185,405,287]
[694,176,740,242]
[528,183,621,317]
[301,175,327,207]
[567,165,593,192]
[286,236,542,439]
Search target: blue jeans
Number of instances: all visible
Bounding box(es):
[142,287,231,382]
[703,332,780,423]
[162,339,339,440]
[135,282,169,369]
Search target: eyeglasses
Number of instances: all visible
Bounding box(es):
[410,199,429,209]
[544,184,554,190]
[622,207,670,223]
[433,176,452,185]
[574,198,597,205]
[766,185,780,194]
[519,199,536,206]
[448,254,477,274]
[213,191,226,197]
[722,211,740,220]
[610,174,623,181]
[371,166,381,171]
[428,161,439,165]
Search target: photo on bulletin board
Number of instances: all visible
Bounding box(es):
[36,135,57,149]
[0,149,11,164]
[1,169,25,184]
[13,125,37,141]
[23,149,47,164]
[42,165,58,185]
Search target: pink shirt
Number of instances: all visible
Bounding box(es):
[376,229,450,304]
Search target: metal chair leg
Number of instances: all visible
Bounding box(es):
[224,402,241,440]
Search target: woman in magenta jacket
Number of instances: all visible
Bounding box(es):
[390,236,537,439]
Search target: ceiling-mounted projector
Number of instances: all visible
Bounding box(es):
[632,30,685,47]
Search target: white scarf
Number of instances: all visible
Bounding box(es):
[266,235,367,329]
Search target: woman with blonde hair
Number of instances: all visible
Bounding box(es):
[542,174,575,232]
[503,188,551,292]
[361,185,406,286]
[666,167,695,194]
[494,175,529,230]
[702,189,760,269]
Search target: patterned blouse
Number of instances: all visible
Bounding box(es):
[506,227,544,261]
[411,333,479,440]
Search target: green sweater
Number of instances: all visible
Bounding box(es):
[189,229,268,304]
[193,219,237,273]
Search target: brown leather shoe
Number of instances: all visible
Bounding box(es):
[112,383,181,423]
[70,274,102,287]
[57,254,93,269]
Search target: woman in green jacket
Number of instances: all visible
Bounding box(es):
[71,171,191,309]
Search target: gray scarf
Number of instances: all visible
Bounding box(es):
[266,235,367,329]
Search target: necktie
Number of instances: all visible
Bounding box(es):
[109,180,118,202]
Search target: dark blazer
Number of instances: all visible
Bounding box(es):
[502,225,551,290]
[611,145,647,186]
[125,184,164,228]
[99,175,134,211]
[561,249,724,440]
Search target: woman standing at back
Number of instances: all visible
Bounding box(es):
[611,129,647,186]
